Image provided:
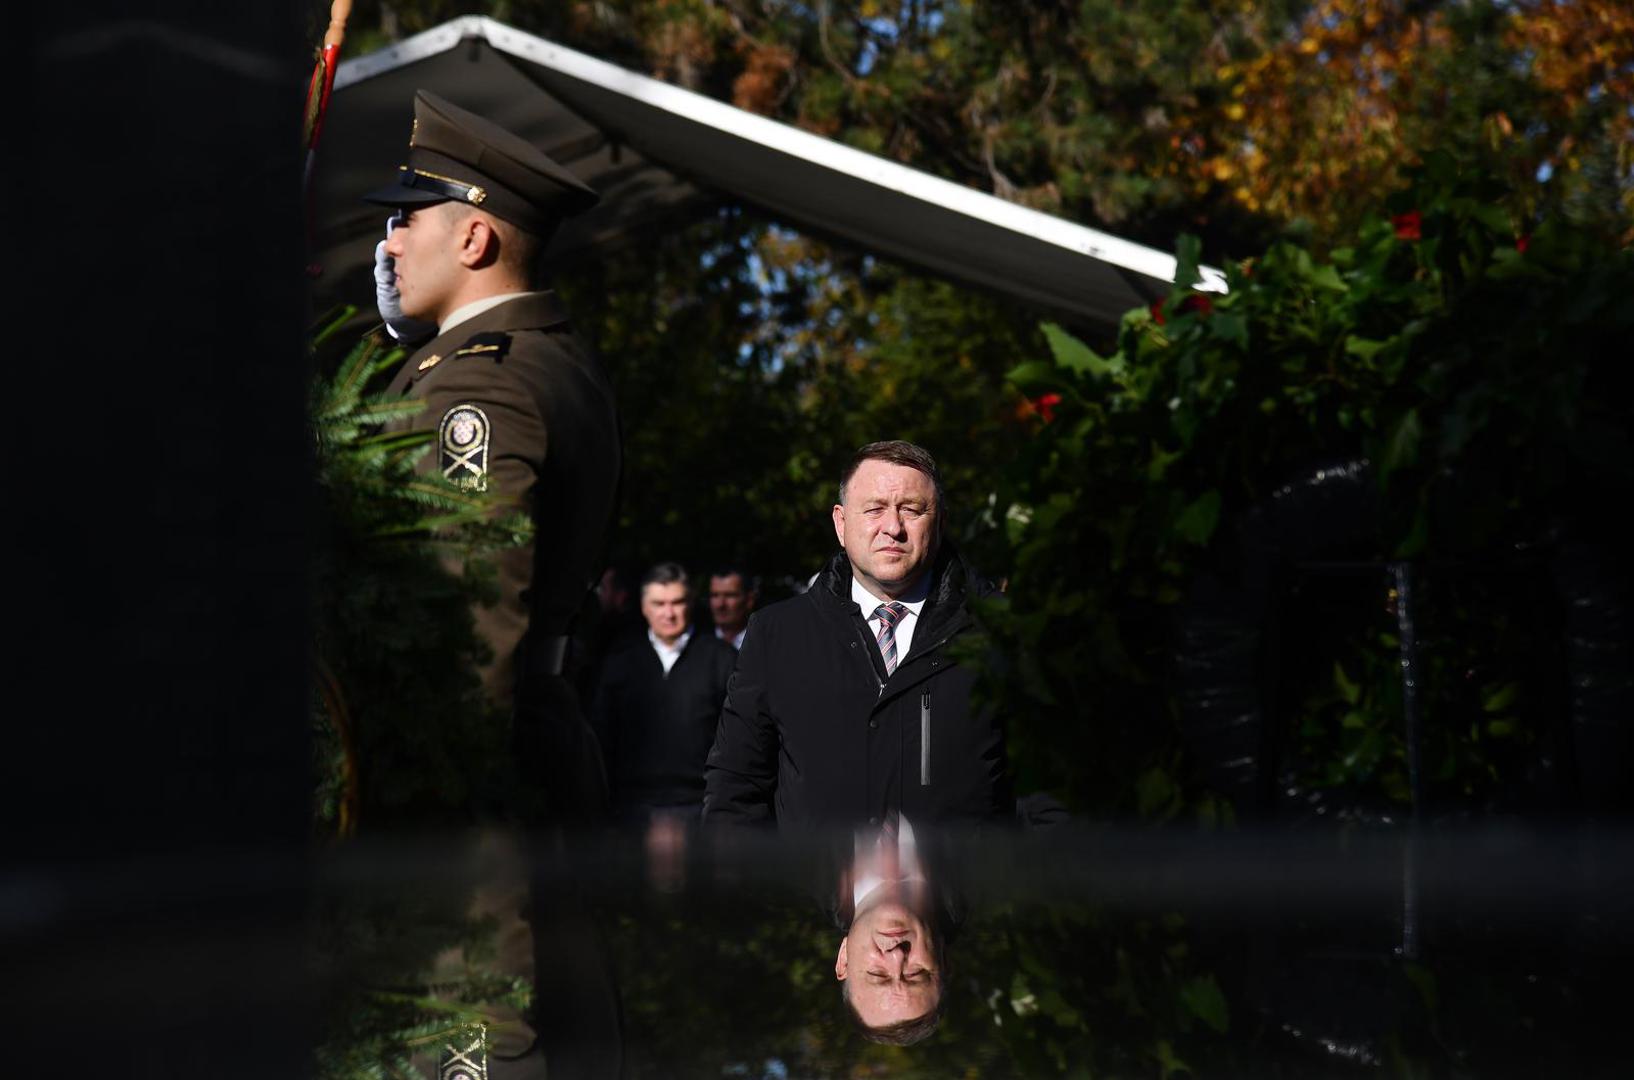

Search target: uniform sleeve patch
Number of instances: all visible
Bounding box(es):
[439,404,490,490]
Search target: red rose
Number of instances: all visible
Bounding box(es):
[1392,210,1423,241]
[1516,233,1530,253]
[1150,300,1166,326]
[1034,392,1062,423]
[1178,294,1214,317]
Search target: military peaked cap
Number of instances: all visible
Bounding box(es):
[364,90,598,234]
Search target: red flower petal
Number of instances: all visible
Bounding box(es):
[1149,300,1166,326]
[1392,210,1423,241]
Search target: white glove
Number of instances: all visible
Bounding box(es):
[374,214,436,343]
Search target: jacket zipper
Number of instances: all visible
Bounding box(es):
[852,623,885,696]
[920,689,931,785]
[856,619,964,760]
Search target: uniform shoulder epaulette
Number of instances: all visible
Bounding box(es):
[451,331,512,363]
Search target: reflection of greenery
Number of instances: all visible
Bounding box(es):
[598,850,1236,1078]
[309,315,534,1078]
[599,877,1616,1077]
[313,878,530,1080]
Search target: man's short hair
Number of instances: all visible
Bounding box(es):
[640,562,689,595]
[840,975,946,1046]
[710,566,759,594]
[492,214,549,281]
[837,440,944,510]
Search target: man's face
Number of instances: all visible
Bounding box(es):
[599,568,630,614]
[641,581,690,646]
[835,894,941,1030]
[832,459,940,599]
[382,204,465,324]
[708,574,754,634]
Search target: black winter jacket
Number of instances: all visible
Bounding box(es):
[590,629,737,814]
[702,548,1013,828]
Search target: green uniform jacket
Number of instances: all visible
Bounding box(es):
[384,291,621,714]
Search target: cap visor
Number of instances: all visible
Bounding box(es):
[361,181,450,209]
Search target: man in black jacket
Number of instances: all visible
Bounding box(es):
[703,441,1014,829]
[592,563,737,820]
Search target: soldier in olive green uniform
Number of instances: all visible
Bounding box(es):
[368,90,620,821]
[365,91,624,1079]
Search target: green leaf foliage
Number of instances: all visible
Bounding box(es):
[311,322,528,828]
[310,320,539,1079]
[1178,974,1230,1035]
[984,153,1633,816]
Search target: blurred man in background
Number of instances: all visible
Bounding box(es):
[592,563,736,820]
[709,566,758,650]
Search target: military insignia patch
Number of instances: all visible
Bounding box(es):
[438,1023,488,1080]
[439,404,491,490]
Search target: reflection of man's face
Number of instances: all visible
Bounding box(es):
[708,574,754,635]
[641,582,689,646]
[834,891,940,1029]
[831,459,940,600]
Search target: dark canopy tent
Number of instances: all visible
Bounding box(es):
[309,15,1224,329]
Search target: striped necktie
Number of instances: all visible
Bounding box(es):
[876,809,902,877]
[873,601,907,676]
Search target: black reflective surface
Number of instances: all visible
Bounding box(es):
[12,823,1631,1077]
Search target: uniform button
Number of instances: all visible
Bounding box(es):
[869,719,878,729]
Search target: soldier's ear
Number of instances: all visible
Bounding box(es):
[457,214,500,268]
[834,937,849,981]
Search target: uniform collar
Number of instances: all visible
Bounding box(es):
[438,291,535,335]
[403,290,572,378]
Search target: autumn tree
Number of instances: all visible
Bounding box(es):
[1200,0,1634,243]
[347,1,1632,252]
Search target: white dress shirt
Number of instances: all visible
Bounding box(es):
[715,624,748,650]
[853,815,926,910]
[852,572,931,666]
[648,627,692,675]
